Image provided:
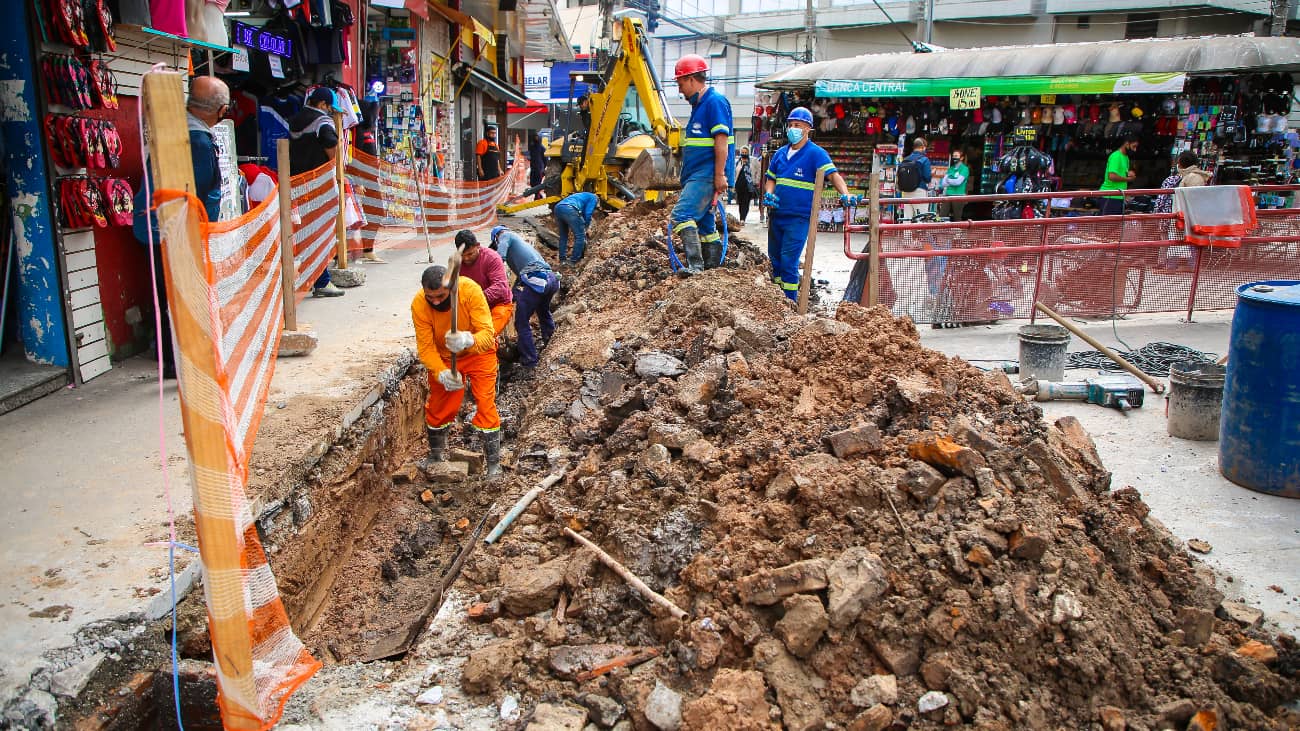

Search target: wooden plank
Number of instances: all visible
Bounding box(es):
[70,285,101,310]
[65,249,97,272]
[67,267,98,291]
[63,230,96,254]
[78,355,112,382]
[77,338,108,363]
[72,304,103,330]
[797,168,826,316]
[76,320,106,349]
[277,139,297,330]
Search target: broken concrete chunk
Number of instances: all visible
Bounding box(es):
[461,639,523,694]
[680,669,771,731]
[802,317,852,337]
[825,423,884,459]
[710,327,736,351]
[847,704,893,731]
[774,594,828,658]
[500,557,567,616]
[1008,527,1050,561]
[907,434,987,477]
[1236,639,1279,665]
[643,681,683,731]
[1218,600,1263,628]
[635,352,687,379]
[676,355,726,409]
[415,686,444,705]
[391,464,420,484]
[826,548,889,628]
[1187,539,1212,554]
[578,694,625,728]
[736,558,829,606]
[49,653,105,698]
[917,690,949,714]
[548,644,644,679]
[648,423,705,450]
[1051,591,1083,625]
[1178,607,1215,647]
[951,423,1004,456]
[449,448,484,474]
[420,460,469,484]
[898,460,946,500]
[641,443,672,470]
[731,312,774,355]
[527,702,589,730]
[753,639,826,731]
[850,674,898,708]
[682,439,720,465]
[1156,699,1196,725]
[868,637,920,677]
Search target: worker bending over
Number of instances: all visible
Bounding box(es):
[491,225,560,372]
[555,191,598,265]
[671,54,735,274]
[412,265,503,476]
[763,106,856,300]
[455,229,513,336]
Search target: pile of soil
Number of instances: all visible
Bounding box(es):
[452,201,1300,730]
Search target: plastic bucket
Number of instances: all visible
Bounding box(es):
[1018,325,1071,382]
[1219,280,1300,498]
[1166,361,1225,441]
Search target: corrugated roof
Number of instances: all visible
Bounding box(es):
[759,35,1300,90]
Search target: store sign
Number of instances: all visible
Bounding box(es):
[231,46,250,72]
[231,20,294,59]
[815,72,1187,98]
[1040,94,1056,104]
[524,62,550,101]
[948,86,980,110]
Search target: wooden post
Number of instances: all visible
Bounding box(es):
[796,168,826,315]
[333,111,348,269]
[276,139,297,331]
[141,71,260,730]
[868,172,882,307]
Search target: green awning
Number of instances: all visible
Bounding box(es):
[814,73,1187,98]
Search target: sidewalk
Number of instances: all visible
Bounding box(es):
[0,226,464,705]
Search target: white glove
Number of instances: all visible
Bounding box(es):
[437,369,464,391]
[445,330,475,353]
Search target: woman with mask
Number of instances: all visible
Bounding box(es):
[938,149,969,222]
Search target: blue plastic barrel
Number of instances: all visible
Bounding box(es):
[1219,280,1300,498]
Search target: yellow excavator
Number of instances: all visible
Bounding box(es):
[499,15,681,214]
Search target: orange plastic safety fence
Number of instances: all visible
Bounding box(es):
[288,161,341,301]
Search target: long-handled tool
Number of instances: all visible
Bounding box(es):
[1034,302,1166,393]
[443,251,462,377]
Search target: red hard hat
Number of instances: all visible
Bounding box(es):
[674,54,709,80]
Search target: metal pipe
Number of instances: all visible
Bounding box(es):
[484,473,564,544]
[1029,204,1051,325]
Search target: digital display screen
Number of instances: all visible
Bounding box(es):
[231,21,293,59]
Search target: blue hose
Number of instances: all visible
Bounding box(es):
[717,199,728,266]
[665,219,683,272]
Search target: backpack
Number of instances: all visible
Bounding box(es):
[897,156,922,193]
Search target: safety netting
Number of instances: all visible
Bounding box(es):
[854,203,1300,325]
[155,188,320,730]
[289,161,342,300]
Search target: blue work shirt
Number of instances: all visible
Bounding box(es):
[559,191,598,223]
[681,87,735,184]
[764,141,836,221]
[133,114,223,244]
[495,230,551,277]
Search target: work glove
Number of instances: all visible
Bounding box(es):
[841,194,861,208]
[436,369,464,391]
[763,192,780,210]
[445,330,475,353]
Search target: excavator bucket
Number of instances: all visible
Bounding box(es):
[626,148,680,191]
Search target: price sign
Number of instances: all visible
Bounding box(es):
[1040,94,1057,104]
[949,86,980,110]
[268,55,284,79]
[231,46,250,72]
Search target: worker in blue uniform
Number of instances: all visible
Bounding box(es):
[671,54,735,275]
[554,191,598,265]
[763,106,857,300]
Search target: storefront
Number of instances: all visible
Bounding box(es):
[757,36,1300,222]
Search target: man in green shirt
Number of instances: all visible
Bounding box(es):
[938,148,970,221]
[1098,134,1138,216]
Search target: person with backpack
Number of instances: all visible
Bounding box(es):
[762,106,857,301]
[897,136,933,221]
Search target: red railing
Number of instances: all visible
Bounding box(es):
[844,185,1300,325]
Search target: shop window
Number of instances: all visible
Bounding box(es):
[1077,15,1089,29]
[665,0,726,17]
[740,0,800,12]
[1125,13,1158,39]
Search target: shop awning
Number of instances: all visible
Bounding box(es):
[457,64,530,106]
[424,0,474,27]
[520,0,576,63]
[759,35,1300,94]
[816,73,1188,98]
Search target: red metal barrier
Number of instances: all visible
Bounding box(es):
[843,185,1300,326]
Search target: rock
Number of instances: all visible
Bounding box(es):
[1218,600,1263,628]
[802,317,852,336]
[920,652,952,690]
[635,352,686,379]
[826,547,889,628]
[277,329,319,357]
[710,327,736,351]
[724,351,749,378]
[868,637,920,677]
[731,312,774,355]
[468,599,501,622]
[420,460,469,484]
[328,266,366,287]
[578,694,625,728]
[680,669,771,731]
[850,674,898,708]
[4,689,56,729]
[500,694,521,721]
[527,702,589,730]
[641,443,672,470]
[907,434,986,477]
[774,594,828,658]
[1156,699,1196,725]
[548,644,644,679]
[416,686,444,705]
[898,461,946,500]
[500,557,567,616]
[917,690,949,714]
[1236,639,1278,664]
[461,639,522,694]
[392,464,420,484]
[644,681,683,731]
[682,439,720,465]
[736,558,829,606]
[1008,526,1050,561]
[648,423,704,450]
[49,653,105,697]
[1051,591,1083,625]
[950,422,1004,456]
[847,704,893,731]
[676,355,726,409]
[1098,706,1126,731]
[753,639,826,731]
[1187,539,1212,554]
[965,545,995,568]
[1178,606,1215,647]
[825,423,884,459]
[449,448,484,474]
[1187,710,1219,731]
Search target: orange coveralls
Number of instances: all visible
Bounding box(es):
[411,277,500,432]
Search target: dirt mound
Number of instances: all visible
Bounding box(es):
[463,202,1298,730]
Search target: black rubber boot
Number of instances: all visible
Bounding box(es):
[421,425,448,471]
[678,227,704,275]
[701,239,723,269]
[481,430,503,477]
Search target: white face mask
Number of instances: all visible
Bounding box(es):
[787,127,804,144]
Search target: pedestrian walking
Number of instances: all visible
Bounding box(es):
[734,148,756,222]
[897,136,932,221]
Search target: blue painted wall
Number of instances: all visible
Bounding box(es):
[0,2,69,367]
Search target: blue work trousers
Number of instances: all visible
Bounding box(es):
[670,178,720,245]
[513,273,560,367]
[768,215,809,300]
[555,204,588,263]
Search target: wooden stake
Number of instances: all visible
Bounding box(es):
[444,251,462,376]
[1034,302,1166,393]
[796,168,826,315]
[563,528,688,620]
[333,111,348,269]
[142,71,259,730]
[276,138,297,331]
[868,172,881,307]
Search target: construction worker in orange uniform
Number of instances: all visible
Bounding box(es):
[454,230,513,336]
[412,265,503,476]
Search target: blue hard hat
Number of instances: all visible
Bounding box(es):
[490,225,507,248]
[787,107,814,125]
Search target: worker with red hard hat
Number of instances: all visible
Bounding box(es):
[670,53,734,275]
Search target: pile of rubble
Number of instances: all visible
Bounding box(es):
[452,202,1298,730]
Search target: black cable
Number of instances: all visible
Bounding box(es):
[1065,342,1218,377]
[865,0,924,51]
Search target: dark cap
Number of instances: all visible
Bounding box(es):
[308,87,335,107]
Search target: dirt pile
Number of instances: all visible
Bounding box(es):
[460,201,1299,730]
